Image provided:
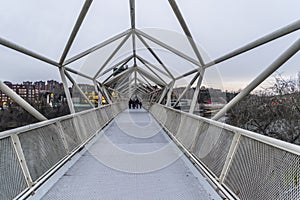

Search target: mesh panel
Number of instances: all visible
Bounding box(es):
[158,106,167,125]
[193,123,234,178]
[60,118,82,152]
[111,104,119,116]
[99,107,109,124]
[0,137,28,200]
[19,124,67,181]
[224,136,300,200]
[164,110,181,134]
[151,104,162,120]
[154,104,163,124]
[176,115,201,150]
[95,109,106,128]
[170,111,182,134]
[104,106,113,120]
[80,111,99,138]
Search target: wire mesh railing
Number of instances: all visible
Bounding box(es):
[149,103,300,200]
[0,102,126,200]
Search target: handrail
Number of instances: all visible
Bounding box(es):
[162,104,300,156]
[0,103,117,139]
[0,102,127,200]
[148,103,300,200]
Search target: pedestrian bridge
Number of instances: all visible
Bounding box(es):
[0,1,300,199]
[1,102,300,200]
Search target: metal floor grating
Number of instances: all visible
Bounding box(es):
[35,109,221,200]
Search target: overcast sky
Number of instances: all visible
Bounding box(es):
[0,0,299,91]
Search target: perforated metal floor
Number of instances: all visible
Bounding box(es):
[38,109,221,200]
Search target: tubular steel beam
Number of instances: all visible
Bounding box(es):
[189,69,204,113]
[172,72,199,107]
[11,134,33,187]
[104,67,134,86]
[93,80,102,106]
[135,29,201,67]
[137,67,166,87]
[135,78,152,92]
[94,32,132,79]
[136,59,168,85]
[64,71,95,108]
[59,0,93,65]
[137,66,167,86]
[65,67,94,80]
[134,66,137,90]
[213,38,300,120]
[166,81,175,106]
[98,55,133,77]
[176,19,300,80]
[101,86,113,104]
[115,72,132,90]
[158,87,168,104]
[0,37,59,67]
[129,0,135,29]
[0,81,47,121]
[168,0,205,66]
[136,55,172,79]
[59,67,76,114]
[136,34,175,79]
[63,29,132,66]
[139,72,156,90]
[129,0,137,65]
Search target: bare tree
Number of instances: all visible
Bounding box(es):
[227,74,300,144]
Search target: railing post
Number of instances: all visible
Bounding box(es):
[56,122,70,154]
[11,134,33,187]
[190,120,205,152]
[219,132,241,184]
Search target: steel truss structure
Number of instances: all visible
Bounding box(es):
[0,0,299,121]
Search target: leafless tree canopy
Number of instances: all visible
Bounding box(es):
[227,75,300,144]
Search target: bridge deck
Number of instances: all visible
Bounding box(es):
[30,109,221,200]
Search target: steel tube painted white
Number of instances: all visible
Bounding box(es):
[135,29,201,67]
[136,55,172,80]
[168,0,205,66]
[0,81,47,121]
[135,35,175,79]
[65,71,95,108]
[176,19,300,80]
[156,104,300,156]
[59,68,76,114]
[213,38,300,120]
[59,0,93,65]
[189,69,204,113]
[94,32,132,79]
[63,29,131,66]
[173,72,199,107]
[0,37,59,67]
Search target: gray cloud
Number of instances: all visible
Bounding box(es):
[0,0,299,90]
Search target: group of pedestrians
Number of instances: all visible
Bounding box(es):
[128,98,142,109]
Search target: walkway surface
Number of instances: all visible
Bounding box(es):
[32,109,221,200]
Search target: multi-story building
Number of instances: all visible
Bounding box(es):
[34,81,46,91]
[0,80,66,108]
[71,83,96,104]
[0,82,34,107]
